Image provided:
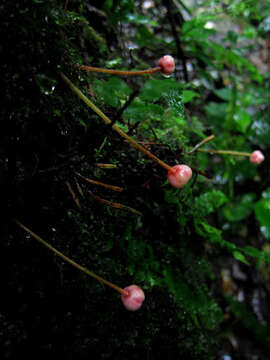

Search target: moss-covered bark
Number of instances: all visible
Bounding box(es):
[3,0,270,359]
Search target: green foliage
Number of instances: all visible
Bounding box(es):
[140,79,183,102]
[93,77,132,108]
[4,0,270,358]
[163,268,223,330]
[223,193,256,222]
[255,188,270,239]
[226,296,270,349]
[195,190,228,216]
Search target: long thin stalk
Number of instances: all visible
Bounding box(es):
[88,190,142,216]
[59,72,174,173]
[15,220,128,296]
[198,149,251,157]
[188,134,215,154]
[75,64,161,76]
[75,172,124,192]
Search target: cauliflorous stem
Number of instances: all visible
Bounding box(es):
[14,220,128,296]
[59,72,175,173]
[75,64,161,76]
[74,55,175,76]
[188,135,215,154]
[198,149,265,164]
[198,149,251,156]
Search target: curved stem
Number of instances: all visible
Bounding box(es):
[75,64,161,76]
[188,135,215,154]
[75,172,124,192]
[59,72,175,173]
[87,190,142,215]
[14,220,128,296]
[198,149,251,157]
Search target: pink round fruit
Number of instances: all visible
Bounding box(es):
[121,285,145,311]
[168,164,192,188]
[157,55,175,75]
[250,150,265,164]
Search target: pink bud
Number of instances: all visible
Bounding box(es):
[121,285,145,311]
[250,150,265,164]
[168,164,192,188]
[157,55,175,75]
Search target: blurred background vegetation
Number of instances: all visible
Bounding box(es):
[2,0,270,358]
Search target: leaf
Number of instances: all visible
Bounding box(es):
[206,41,262,82]
[195,220,270,265]
[213,88,231,101]
[223,193,256,222]
[195,190,228,216]
[204,102,228,130]
[164,90,184,117]
[233,109,251,133]
[241,246,270,264]
[163,268,223,330]
[181,13,217,40]
[195,220,239,254]
[255,188,270,240]
[123,101,164,121]
[182,90,200,103]
[93,77,131,108]
[164,189,180,204]
[233,251,249,265]
[135,25,160,47]
[140,79,182,102]
[227,296,270,348]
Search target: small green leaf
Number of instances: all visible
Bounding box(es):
[123,101,164,121]
[233,109,251,133]
[182,90,200,103]
[195,190,228,216]
[224,193,256,222]
[204,102,228,130]
[213,88,231,101]
[255,188,270,240]
[227,297,270,348]
[93,77,131,108]
[233,251,250,265]
[164,90,184,117]
[140,79,182,102]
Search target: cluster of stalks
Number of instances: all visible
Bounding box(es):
[15,56,265,312]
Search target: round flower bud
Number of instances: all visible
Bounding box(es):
[157,55,175,75]
[250,150,265,164]
[168,164,192,188]
[121,285,145,311]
